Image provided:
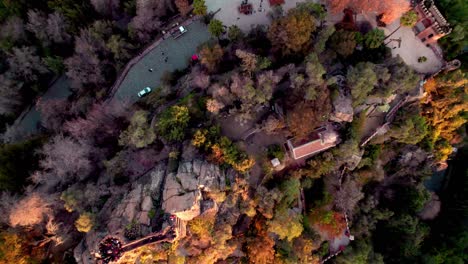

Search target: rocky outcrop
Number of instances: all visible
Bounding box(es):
[162,160,225,221]
[74,165,166,263]
[330,89,353,123]
[108,166,166,234]
[74,160,227,263]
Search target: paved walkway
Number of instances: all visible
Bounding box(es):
[381,17,443,74]
[7,19,210,141]
[7,75,72,141]
[110,19,210,103]
[206,0,308,32]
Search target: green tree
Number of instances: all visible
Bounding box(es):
[329,29,357,57]
[48,0,93,33]
[43,56,65,75]
[381,214,430,259]
[335,239,384,264]
[385,57,419,94]
[364,29,385,49]
[75,212,94,233]
[227,25,244,42]
[119,110,156,148]
[384,112,429,145]
[347,62,377,106]
[314,26,335,53]
[157,105,190,142]
[193,0,207,16]
[280,178,301,205]
[0,138,43,192]
[401,10,418,27]
[385,10,419,40]
[268,205,303,241]
[208,19,224,38]
[296,1,327,21]
[303,52,326,100]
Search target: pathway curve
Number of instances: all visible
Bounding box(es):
[109,18,210,103]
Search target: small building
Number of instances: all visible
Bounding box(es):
[271,158,281,167]
[413,0,451,46]
[286,126,340,160]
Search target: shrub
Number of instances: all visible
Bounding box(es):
[267,144,284,160]
[75,212,94,233]
[119,110,156,148]
[188,214,215,238]
[193,0,207,16]
[60,190,80,212]
[125,220,141,240]
[148,208,156,219]
[192,127,254,173]
[208,19,224,38]
[227,25,244,42]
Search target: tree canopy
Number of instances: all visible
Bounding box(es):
[268,8,316,55]
[157,105,190,142]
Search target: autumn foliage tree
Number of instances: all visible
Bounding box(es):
[245,219,276,263]
[327,0,410,24]
[75,212,94,232]
[308,209,347,239]
[200,44,223,73]
[268,8,316,55]
[0,231,42,263]
[235,49,258,75]
[287,72,332,139]
[421,70,468,161]
[175,0,191,16]
[206,98,225,114]
[9,193,51,228]
[192,128,255,173]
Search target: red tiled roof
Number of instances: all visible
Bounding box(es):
[291,139,336,160]
[287,126,339,160]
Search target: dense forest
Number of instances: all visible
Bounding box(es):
[0,0,466,264]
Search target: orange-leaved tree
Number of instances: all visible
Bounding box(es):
[421,70,468,161]
[327,0,410,24]
[200,44,224,73]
